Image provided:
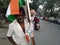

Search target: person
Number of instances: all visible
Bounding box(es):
[30,10,36,28]
[30,10,36,22]
[30,10,40,30]
[7,7,35,45]
[28,10,36,45]
[34,16,40,30]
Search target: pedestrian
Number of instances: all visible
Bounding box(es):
[34,16,40,30]
[30,10,36,22]
[30,9,36,29]
[7,7,35,45]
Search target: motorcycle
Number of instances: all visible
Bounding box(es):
[34,17,40,30]
[34,22,40,30]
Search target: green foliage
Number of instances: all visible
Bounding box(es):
[0,0,10,14]
[0,0,9,8]
[44,0,57,10]
[31,0,41,11]
[43,0,60,17]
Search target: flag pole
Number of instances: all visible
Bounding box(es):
[26,0,32,45]
[26,0,31,21]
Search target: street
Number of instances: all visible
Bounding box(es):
[35,20,60,45]
[0,28,12,45]
[0,20,60,45]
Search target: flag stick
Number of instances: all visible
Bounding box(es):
[26,0,31,21]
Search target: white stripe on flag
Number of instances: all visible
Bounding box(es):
[6,4,11,17]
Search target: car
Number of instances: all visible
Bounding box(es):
[40,17,43,20]
[53,18,58,24]
[44,17,48,21]
[53,18,60,25]
[58,19,60,25]
[48,17,55,22]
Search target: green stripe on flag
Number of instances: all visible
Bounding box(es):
[6,0,26,22]
[19,0,26,7]
[7,15,15,22]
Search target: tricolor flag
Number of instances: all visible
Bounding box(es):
[6,0,26,22]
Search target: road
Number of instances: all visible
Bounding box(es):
[34,20,60,45]
[0,28,12,45]
[0,20,60,45]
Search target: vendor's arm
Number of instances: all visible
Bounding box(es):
[7,37,17,45]
[7,24,17,45]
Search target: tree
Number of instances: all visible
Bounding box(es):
[0,0,9,14]
[30,0,43,11]
[43,0,60,17]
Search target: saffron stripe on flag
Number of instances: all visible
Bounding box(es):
[10,0,19,15]
[6,0,26,22]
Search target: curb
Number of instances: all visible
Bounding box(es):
[0,26,8,28]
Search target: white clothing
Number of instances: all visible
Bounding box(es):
[7,19,34,45]
[30,16,35,22]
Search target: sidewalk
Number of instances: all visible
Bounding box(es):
[0,23,9,28]
[0,24,12,45]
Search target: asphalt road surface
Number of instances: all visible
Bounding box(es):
[34,20,60,45]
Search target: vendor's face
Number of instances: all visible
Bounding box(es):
[16,12,25,23]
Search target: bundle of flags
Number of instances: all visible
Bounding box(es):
[6,0,26,22]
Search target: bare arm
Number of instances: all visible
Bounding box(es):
[7,24,17,45]
[7,37,17,45]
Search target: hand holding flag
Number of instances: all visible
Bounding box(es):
[25,33,30,43]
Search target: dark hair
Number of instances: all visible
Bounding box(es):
[15,7,25,18]
[19,7,25,15]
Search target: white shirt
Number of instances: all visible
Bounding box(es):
[7,19,34,45]
[30,16,35,22]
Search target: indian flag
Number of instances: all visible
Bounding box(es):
[6,0,26,22]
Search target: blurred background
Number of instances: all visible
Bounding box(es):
[0,0,60,45]
[0,0,60,25]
